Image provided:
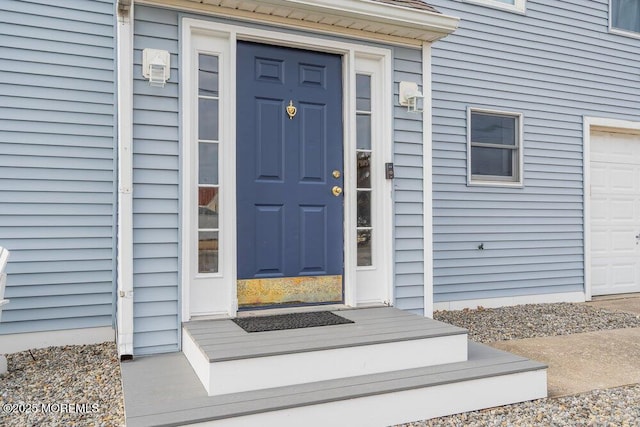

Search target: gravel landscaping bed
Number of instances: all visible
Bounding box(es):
[1,302,638,426]
[402,384,640,427]
[396,302,640,426]
[434,302,640,344]
[0,342,124,427]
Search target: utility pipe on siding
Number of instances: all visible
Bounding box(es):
[116,1,134,359]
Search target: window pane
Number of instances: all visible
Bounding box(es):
[198,231,219,273]
[198,187,219,229]
[612,0,640,33]
[357,191,371,227]
[357,114,371,150]
[199,142,219,185]
[199,98,219,141]
[471,113,516,146]
[471,146,513,177]
[357,230,372,267]
[357,151,371,189]
[356,75,371,111]
[495,0,515,4]
[199,54,219,97]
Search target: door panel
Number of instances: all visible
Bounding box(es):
[236,42,343,306]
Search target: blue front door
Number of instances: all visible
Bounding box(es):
[236,42,344,307]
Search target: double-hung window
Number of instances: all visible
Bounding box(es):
[468,108,523,186]
[611,0,640,35]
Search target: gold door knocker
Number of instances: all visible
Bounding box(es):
[286,100,297,120]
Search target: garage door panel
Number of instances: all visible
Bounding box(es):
[610,167,635,192]
[611,200,636,222]
[591,198,609,223]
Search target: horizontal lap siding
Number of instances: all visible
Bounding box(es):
[427,0,640,302]
[393,47,425,314]
[132,6,180,355]
[0,0,116,335]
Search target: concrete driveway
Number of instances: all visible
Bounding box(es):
[489,294,640,397]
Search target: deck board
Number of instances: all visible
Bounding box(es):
[121,342,546,427]
[183,307,467,362]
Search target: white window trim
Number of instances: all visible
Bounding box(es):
[181,18,394,320]
[465,0,526,14]
[467,107,524,188]
[608,0,640,39]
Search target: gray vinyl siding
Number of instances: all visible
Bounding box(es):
[0,0,116,334]
[427,0,640,302]
[132,6,181,355]
[393,47,425,314]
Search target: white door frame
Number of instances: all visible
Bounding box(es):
[583,116,640,301]
[181,18,393,320]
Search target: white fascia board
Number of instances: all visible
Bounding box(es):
[156,0,460,43]
[284,0,460,38]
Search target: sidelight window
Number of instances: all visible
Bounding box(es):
[197,54,220,273]
[356,74,373,267]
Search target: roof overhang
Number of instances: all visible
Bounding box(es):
[134,0,459,46]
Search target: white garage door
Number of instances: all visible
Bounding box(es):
[590,130,640,296]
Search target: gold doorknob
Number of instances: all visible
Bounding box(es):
[332,170,341,179]
[332,186,343,197]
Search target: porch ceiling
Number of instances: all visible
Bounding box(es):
[135,0,460,45]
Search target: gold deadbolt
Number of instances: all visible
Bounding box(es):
[332,186,343,197]
[332,170,341,179]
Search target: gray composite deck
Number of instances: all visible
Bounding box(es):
[183,306,468,361]
[121,341,545,427]
[121,307,546,427]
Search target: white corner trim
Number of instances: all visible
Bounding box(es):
[116,3,135,357]
[0,327,115,355]
[433,291,586,311]
[582,116,640,302]
[422,42,434,318]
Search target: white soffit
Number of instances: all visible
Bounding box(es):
[138,0,460,45]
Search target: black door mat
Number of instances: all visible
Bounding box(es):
[232,311,354,333]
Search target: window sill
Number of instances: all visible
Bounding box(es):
[609,27,640,40]
[467,179,524,188]
[463,0,526,15]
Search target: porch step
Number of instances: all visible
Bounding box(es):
[182,307,469,395]
[121,342,548,427]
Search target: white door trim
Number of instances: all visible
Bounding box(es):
[583,116,640,301]
[181,18,393,320]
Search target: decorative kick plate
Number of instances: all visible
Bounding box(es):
[237,275,343,307]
